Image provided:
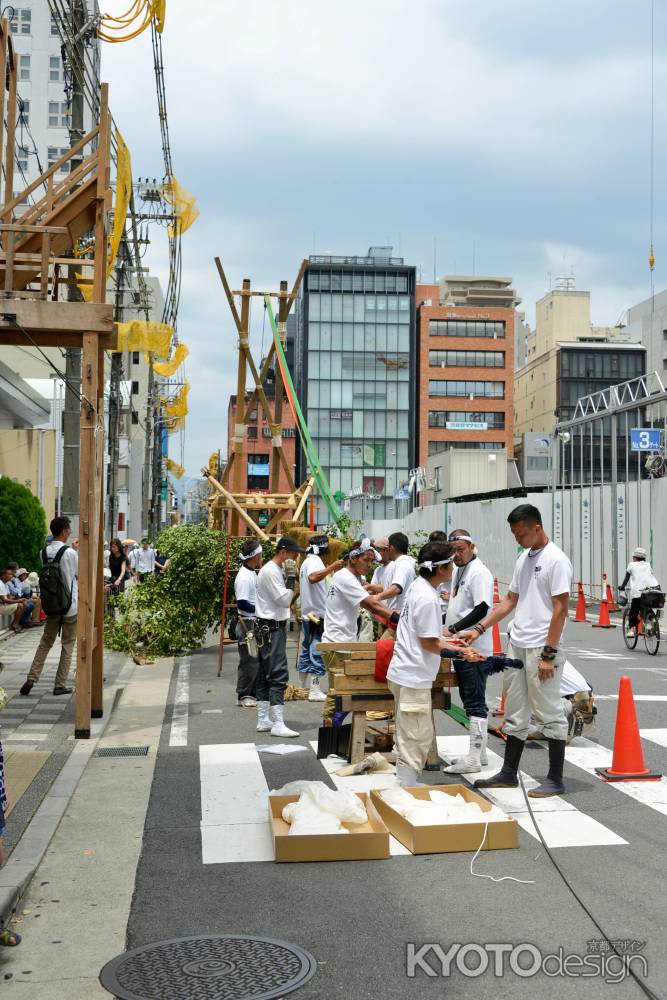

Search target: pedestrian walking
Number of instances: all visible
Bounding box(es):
[234,539,262,708]
[441,529,495,774]
[297,535,345,702]
[457,504,572,797]
[254,537,305,738]
[132,539,156,582]
[20,516,78,698]
[108,538,128,597]
[387,540,484,786]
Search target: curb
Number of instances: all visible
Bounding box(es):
[0,656,136,928]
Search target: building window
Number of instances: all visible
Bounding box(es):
[429,380,505,399]
[19,54,30,81]
[18,98,29,126]
[131,380,139,395]
[429,350,505,369]
[50,14,59,35]
[10,9,31,34]
[16,145,29,173]
[428,440,503,456]
[247,426,257,440]
[131,412,139,425]
[428,410,505,429]
[48,147,70,172]
[48,101,70,128]
[132,351,140,364]
[49,56,62,82]
[429,320,505,339]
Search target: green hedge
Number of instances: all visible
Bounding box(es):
[0,477,47,571]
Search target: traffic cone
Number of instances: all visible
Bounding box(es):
[595,676,661,781]
[492,578,502,654]
[604,575,617,612]
[592,596,616,628]
[574,582,587,622]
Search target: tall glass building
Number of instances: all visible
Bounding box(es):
[294,249,417,521]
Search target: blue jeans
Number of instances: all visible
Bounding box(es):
[20,600,34,626]
[452,657,491,720]
[298,621,325,677]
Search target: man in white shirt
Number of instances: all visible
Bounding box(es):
[458,504,572,798]
[374,532,416,639]
[619,547,660,638]
[234,539,263,708]
[254,536,306,737]
[133,539,156,582]
[0,568,26,631]
[297,535,345,702]
[320,539,397,720]
[21,516,79,697]
[388,540,484,786]
[441,529,495,774]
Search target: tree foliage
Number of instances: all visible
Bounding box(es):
[0,478,47,571]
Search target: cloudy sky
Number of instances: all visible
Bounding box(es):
[99,0,666,481]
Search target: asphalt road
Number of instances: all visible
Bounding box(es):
[126,620,667,1000]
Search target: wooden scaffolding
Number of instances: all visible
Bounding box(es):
[0,18,113,737]
[206,258,314,539]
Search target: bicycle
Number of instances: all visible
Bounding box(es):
[620,589,664,656]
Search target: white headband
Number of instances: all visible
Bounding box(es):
[349,538,380,561]
[239,545,262,562]
[449,534,474,544]
[307,542,329,555]
[418,558,453,571]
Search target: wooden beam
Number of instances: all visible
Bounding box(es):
[202,469,270,541]
[293,476,315,523]
[0,20,7,207]
[214,257,243,332]
[0,299,114,335]
[230,278,250,533]
[92,344,105,719]
[271,280,288,493]
[284,258,308,316]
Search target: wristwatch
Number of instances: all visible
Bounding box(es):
[541,645,558,661]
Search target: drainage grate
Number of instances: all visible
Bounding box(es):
[95,746,149,758]
[99,934,317,1000]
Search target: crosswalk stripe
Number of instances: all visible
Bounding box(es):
[199,743,273,864]
[437,736,626,848]
[169,657,190,747]
[640,729,667,749]
[595,695,667,701]
[565,738,667,816]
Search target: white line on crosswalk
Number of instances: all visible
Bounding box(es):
[640,729,667,749]
[199,743,273,864]
[437,736,626,848]
[595,695,667,701]
[565,739,667,816]
[169,658,190,747]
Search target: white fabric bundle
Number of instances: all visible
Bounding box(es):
[379,787,509,825]
[277,781,368,836]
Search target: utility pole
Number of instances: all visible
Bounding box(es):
[62,0,86,528]
[107,238,128,538]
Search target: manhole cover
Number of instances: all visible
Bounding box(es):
[96,746,149,757]
[99,934,317,1000]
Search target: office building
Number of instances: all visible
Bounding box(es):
[294,249,417,521]
[416,276,518,467]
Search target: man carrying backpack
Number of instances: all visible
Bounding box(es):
[20,516,78,697]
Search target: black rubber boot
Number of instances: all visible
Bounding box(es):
[528,738,566,797]
[474,735,524,789]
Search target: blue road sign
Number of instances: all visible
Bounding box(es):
[631,428,661,452]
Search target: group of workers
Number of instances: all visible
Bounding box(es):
[233,503,602,798]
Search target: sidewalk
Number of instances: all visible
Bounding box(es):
[0,651,174,996]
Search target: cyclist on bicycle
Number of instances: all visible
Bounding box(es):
[619,547,659,639]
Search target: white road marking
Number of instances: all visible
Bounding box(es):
[199,743,273,864]
[169,657,190,747]
[595,695,667,701]
[565,738,667,816]
[640,729,667,749]
[437,736,626,849]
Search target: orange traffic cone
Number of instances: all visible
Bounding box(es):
[604,575,617,612]
[574,582,587,622]
[592,596,616,628]
[492,578,502,654]
[595,676,661,781]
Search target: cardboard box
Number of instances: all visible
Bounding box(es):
[269,792,391,863]
[370,785,519,855]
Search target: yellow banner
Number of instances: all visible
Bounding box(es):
[163,176,199,238]
[114,320,172,358]
[107,130,132,277]
[166,457,185,478]
[162,381,189,418]
[152,342,189,377]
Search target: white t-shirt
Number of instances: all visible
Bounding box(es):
[561,660,591,697]
[234,565,257,618]
[371,562,392,590]
[299,554,327,617]
[445,557,494,656]
[385,554,416,611]
[625,560,659,599]
[43,540,78,618]
[134,546,156,574]
[255,560,293,621]
[322,568,369,643]
[0,580,16,607]
[508,541,572,648]
[387,576,443,689]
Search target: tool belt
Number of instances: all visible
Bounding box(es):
[237,616,258,657]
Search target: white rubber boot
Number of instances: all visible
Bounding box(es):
[396,763,419,787]
[308,676,326,702]
[270,704,300,738]
[256,700,272,732]
[298,671,309,689]
[481,717,489,766]
[443,717,487,774]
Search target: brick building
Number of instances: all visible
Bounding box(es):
[416,277,518,467]
[226,387,297,496]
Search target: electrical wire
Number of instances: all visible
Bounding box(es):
[6,315,95,412]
